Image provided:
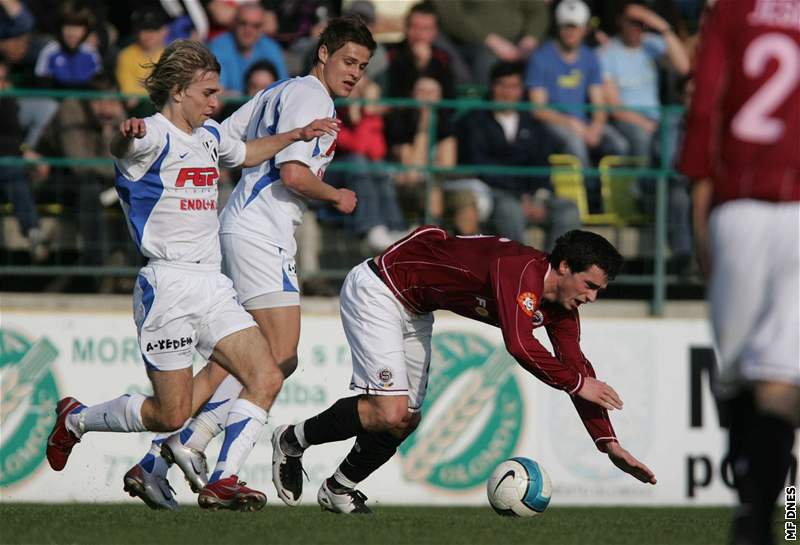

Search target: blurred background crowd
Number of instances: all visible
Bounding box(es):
[0,0,709,294]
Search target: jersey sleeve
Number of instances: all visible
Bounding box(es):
[545,310,618,450]
[677,2,730,180]
[220,93,260,142]
[115,117,165,179]
[206,119,246,168]
[491,256,583,393]
[273,83,334,168]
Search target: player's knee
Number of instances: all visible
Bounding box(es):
[152,406,190,432]
[754,383,800,427]
[277,354,298,379]
[380,403,412,430]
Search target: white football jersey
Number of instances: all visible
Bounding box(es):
[219,75,337,255]
[114,113,246,265]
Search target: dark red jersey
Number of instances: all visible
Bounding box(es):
[375,226,617,450]
[678,0,800,205]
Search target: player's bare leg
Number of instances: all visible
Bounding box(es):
[193,326,282,511]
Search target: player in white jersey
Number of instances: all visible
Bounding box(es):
[44,40,339,512]
[122,16,377,509]
[119,17,376,507]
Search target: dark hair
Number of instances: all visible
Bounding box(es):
[489,61,525,84]
[60,1,95,28]
[244,59,278,89]
[407,1,438,23]
[315,14,376,64]
[549,230,623,280]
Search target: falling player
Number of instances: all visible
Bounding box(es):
[273,227,657,513]
[45,39,338,512]
[679,1,800,544]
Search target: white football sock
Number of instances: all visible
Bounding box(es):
[67,393,146,435]
[293,421,310,449]
[180,374,242,451]
[208,398,267,483]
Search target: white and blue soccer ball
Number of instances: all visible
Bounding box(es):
[486,457,552,517]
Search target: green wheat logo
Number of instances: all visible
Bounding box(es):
[398,332,523,490]
[0,329,60,487]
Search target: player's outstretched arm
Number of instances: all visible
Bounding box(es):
[241,118,340,168]
[110,117,146,159]
[576,376,623,411]
[281,160,357,214]
[604,441,657,484]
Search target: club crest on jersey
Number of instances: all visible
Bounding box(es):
[202,139,218,162]
[516,292,537,317]
[377,368,394,388]
[475,296,489,318]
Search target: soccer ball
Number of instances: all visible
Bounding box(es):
[486,457,552,517]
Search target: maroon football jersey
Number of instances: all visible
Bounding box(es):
[678,0,800,205]
[374,226,617,449]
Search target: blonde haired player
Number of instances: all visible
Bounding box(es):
[45,39,338,512]
[123,15,377,510]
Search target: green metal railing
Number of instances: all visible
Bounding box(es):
[0,89,688,315]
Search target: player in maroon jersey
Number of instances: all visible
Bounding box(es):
[678,1,800,544]
[269,226,657,513]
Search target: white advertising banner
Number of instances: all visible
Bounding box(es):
[0,309,796,506]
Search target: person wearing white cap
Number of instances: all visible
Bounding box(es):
[525,0,628,211]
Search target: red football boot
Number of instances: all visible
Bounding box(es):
[198,475,267,512]
[46,397,84,471]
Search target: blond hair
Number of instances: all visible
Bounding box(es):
[142,40,220,109]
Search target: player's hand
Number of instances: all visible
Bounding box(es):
[297,118,340,142]
[334,188,357,214]
[605,442,657,484]
[119,118,146,139]
[576,376,623,410]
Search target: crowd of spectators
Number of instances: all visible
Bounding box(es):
[0,0,705,288]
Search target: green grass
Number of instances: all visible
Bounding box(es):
[0,504,740,545]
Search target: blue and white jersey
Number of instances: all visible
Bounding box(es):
[114,113,246,265]
[219,75,336,256]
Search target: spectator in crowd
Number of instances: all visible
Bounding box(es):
[204,0,239,41]
[34,2,102,88]
[600,2,692,270]
[0,55,49,261]
[460,61,581,249]
[158,0,210,42]
[0,0,32,42]
[384,76,458,226]
[245,58,278,95]
[431,0,549,86]
[208,3,287,95]
[386,1,455,99]
[527,0,628,211]
[343,1,388,88]
[115,7,167,96]
[38,75,135,282]
[332,76,407,252]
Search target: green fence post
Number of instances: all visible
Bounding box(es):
[651,108,671,316]
[425,104,438,225]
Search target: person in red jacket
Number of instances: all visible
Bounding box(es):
[332,75,407,251]
[270,226,657,513]
[678,1,800,544]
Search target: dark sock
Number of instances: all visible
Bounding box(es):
[728,391,796,545]
[338,431,404,486]
[301,396,365,446]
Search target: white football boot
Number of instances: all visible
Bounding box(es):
[160,434,209,493]
[271,424,306,506]
[123,463,178,510]
[317,479,372,514]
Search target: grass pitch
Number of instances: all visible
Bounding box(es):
[0,504,739,545]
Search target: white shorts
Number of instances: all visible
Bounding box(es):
[220,233,300,309]
[709,199,800,393]
[133,261,257,372]
[340,260,434,412]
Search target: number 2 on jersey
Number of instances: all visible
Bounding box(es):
[731,33,800,144]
